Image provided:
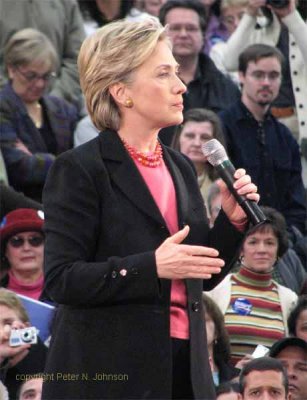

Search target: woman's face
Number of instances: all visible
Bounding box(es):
[241,228,279,273]
[122,40,186,131]
[7,60,54,103]
[5,231,44,277]
[221,5,247,35]
[295,309,307,342]
[205,312,216,347]
[179,121,214,165]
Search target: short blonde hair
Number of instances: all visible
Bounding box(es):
[0,288,29,323]
[221,0,248,11]
[4,28,58,73]
[78,17,168,132]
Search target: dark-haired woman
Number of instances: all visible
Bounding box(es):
[207,206,298,365]
[203,294,239,386]
[171,108,225,207]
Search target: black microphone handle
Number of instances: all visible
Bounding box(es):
[216,160,267,226]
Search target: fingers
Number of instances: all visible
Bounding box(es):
[179,244,220,257]
[233,169,259,200]
[164,225,190,245]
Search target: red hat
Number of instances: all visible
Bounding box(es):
[0,208,44,244]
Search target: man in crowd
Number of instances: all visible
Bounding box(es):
[219,43,306,234]
[238,357,290,400]
[17,377,43,400]
[269,337,307,400]
[158,0,240,144]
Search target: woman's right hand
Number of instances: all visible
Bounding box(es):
[155,225,225,280]
[0,321,31,367]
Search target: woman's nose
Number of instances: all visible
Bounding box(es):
[174,75,187,94]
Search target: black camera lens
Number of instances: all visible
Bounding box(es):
[266,0,290,8]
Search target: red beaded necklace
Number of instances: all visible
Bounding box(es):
[120,136,163,168]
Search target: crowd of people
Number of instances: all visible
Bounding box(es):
[0,0,306,399]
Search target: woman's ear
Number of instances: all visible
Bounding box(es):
[109,82,127,108]
[6,65,15,81]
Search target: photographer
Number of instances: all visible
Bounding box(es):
[0,288,46,400]
[210,0,307,192]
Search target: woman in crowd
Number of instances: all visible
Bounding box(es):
[207,206,298,365]
[203,293,239,386]
[200,0,229,54]
[77,0,150,36]
[0,288,47,399]
[0,28,78,202]
[171,108,225,207]
[0,209,45,300]
[288,295,307,341]
[42,17,259,399]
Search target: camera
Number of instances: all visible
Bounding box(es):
[9,327,38,347]
[266,0,289,8]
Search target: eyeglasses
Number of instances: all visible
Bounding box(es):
[249,71,281,82]
[168,24,201,34]
[15,66,56,83]
[8,235,44,248]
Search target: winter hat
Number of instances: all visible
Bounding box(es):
[0,208,44,245]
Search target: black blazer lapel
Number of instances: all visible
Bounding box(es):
[99,131,166,227]
[163,147,189,230]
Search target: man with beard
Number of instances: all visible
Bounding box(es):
[219,44,306,234]
[269,337,307,400]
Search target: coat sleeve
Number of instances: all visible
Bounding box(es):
[43,151,161,306]
[283,10,307,65]
[0,108,55,186]
[281,130,306,233]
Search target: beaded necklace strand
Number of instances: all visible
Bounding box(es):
[120,136,163,168]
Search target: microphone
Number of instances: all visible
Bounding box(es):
[202,139,267,226]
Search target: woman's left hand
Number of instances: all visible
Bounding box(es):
[217,168,260,225]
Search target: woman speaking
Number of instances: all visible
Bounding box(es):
[42,17,259,400]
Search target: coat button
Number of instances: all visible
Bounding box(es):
[192,301,200,312]
[131,267,139,275]
[111,271,117,278]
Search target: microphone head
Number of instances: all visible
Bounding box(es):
[202,139,228,166]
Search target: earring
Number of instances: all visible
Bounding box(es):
[125,98,133,108]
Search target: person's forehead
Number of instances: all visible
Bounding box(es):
[245,370,284,388]
[276,346,307,361]
[0,304,19,320]
[21,378,43,394]
[165,7,201,24]
[247,57,281,71]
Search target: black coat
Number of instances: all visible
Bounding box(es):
[42,130,244,399]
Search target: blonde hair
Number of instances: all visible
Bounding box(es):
[0,288,29,323]
[4,28,58,73]
[221,0,248,11]
[78,17,169,132]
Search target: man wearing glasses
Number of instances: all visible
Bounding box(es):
[219,43,306,235]
[158,0,240,145]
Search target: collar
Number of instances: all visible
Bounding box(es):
[235,100,274,123]
[234,265,273,288]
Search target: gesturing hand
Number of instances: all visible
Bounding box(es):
[155,226,225,280]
